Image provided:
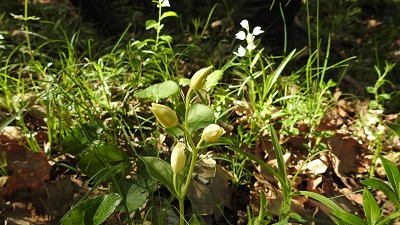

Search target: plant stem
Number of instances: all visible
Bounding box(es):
[369,138,382,177]
[179,198,185,225]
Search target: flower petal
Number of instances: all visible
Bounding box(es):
[240,20,249,29]
[253,26,264,35]
[235,31,246,40]
[234,45,246,57]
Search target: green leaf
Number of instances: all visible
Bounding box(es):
[269,125,288,189]
[205,70,224,90]
[187,104,215,132]
[188,214,201,225]
[363,187,381,225]
[140,156,178,198]
[62,122,103,156]
[78,144,131,182]
[134,80,179,101]
[366,86,376,94]
[159,35,173,44]
[160,11,179,20]
[200,137,234,149]
[297,191,344,212]
[380,156,400,196]
[376,212,400,225]
[62,193,121,225]
[227,146,284,186]
[362,178,400,209]
[385,122,400,137]
[330,210,367,225]
[145,19,158,30]
[112,179,148,212]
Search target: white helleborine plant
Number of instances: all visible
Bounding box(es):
[171,142,186,174]
[234,19,264,57]
[190,66,213,91]
[150,103,179,128]
[201,124,225,143]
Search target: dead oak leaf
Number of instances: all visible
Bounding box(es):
[328,134,361,177]
[0,140,50,199]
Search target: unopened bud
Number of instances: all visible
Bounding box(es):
[201,124,225,143]
[171,142,186,174]
[190,66,213,91]
[150,103,179,128]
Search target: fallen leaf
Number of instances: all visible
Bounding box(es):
[0,128,51,199]
[187,157,232,222]
[328,134,361,177]
[306,158,328,174]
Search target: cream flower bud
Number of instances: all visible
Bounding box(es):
[201,124,225,143]
[150,103,179,128]
[189,66,213,91]
[171,142,186,174]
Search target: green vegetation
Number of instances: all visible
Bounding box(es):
[0,0,399,224]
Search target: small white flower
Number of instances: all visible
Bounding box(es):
[158,0,170,7]
[240,20,249,30]
[246,33,256,51]
[0,34,4,40]
[252,26,264,35]
[235,31,246,40]
[234,45,246,57]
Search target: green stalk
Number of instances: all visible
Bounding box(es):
[175,87,204,225]
[369,138,382,177]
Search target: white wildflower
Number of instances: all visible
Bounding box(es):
[246,33,256,51]
[234,45,246,57]
[235,31,246,40]
[158,0,170,7]
[240,20,249,30]
[253,26,264,35]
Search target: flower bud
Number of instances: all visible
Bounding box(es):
[201,124,225,143]
[189,66,213,91]
[150,103,179,128]
[171,142,186,174]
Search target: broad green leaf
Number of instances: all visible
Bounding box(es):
[363,187,381,225]
[136,160,159,193]
[140,156,178,198]
[330,210,366,225]
[386,122,400,137]
[62,193,121,225]
[205,70,224,90]
[297,191,344,212]
[362,178,400,209]
[380,156,400,197]
[160,11,179,20]
[159,35,173,44]
[78,144,131,182]
[62,122,103,156]
[366,86,376,94]
[112,179,148,212]
[134,80,179,101]
[188,214,201,225]
[145,19,158,30]
[187,104,215,132]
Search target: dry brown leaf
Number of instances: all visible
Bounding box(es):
[328,134,361,177]
[187,158,232,222]
[0,127,51,199]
